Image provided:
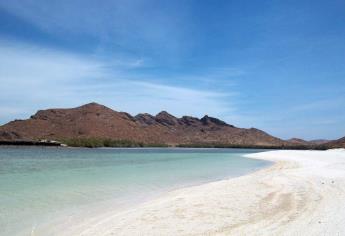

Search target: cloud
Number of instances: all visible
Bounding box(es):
[0,40,234,124]
[86,80,232,118]
[0,0,191,59]
[290,98,345,112]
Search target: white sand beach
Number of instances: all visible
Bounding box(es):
[56,149,345,235]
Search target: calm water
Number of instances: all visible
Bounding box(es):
[0,147,270,235]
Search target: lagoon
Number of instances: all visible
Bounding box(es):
[0,147,270,235]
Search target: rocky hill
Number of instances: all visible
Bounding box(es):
[309,139,330,145]
[0,102,293,147]
[322,136,345,149]
[287,138,311,146]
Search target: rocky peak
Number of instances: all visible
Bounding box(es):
[200,115,230,127]
[135,113,157,125]
[156,111,173,117]
[119,112,136,122]
[30,102,114,121]
[78,102,110,110]
[179,116,201,126]
[155,111,179,126]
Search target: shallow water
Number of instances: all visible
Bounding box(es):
[0,147,270,235]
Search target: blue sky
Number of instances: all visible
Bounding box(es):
[0,0,344,140]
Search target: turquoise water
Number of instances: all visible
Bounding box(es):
[0,147,270,235]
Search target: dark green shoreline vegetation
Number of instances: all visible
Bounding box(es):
[0,139,326,150]
[59,138,169,148]
[176,143,327,150]
[0,140,61,146]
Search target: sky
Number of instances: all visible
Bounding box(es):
[0,0,344,140]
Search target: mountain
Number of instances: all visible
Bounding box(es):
[0,102,291,147]
[287,138,311,146]
[322,137,345,149]
[309,139,330,145]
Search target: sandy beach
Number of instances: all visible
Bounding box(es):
[63,149,345,236]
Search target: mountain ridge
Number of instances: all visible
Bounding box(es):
[321,136,345,149]
[0,102,310,148]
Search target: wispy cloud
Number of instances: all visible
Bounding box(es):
[0,0,191,60]
[290,98,345,112]
[0,40,235,124]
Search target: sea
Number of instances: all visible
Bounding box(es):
[0,146,271,235]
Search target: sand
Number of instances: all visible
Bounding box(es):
[60,149,345,235]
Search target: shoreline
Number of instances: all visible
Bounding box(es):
[0,143,326,151]
[31,149,270,236]
[0,140,326,150]
[53,149,345,235]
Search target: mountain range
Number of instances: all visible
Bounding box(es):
[0,103,343,148]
